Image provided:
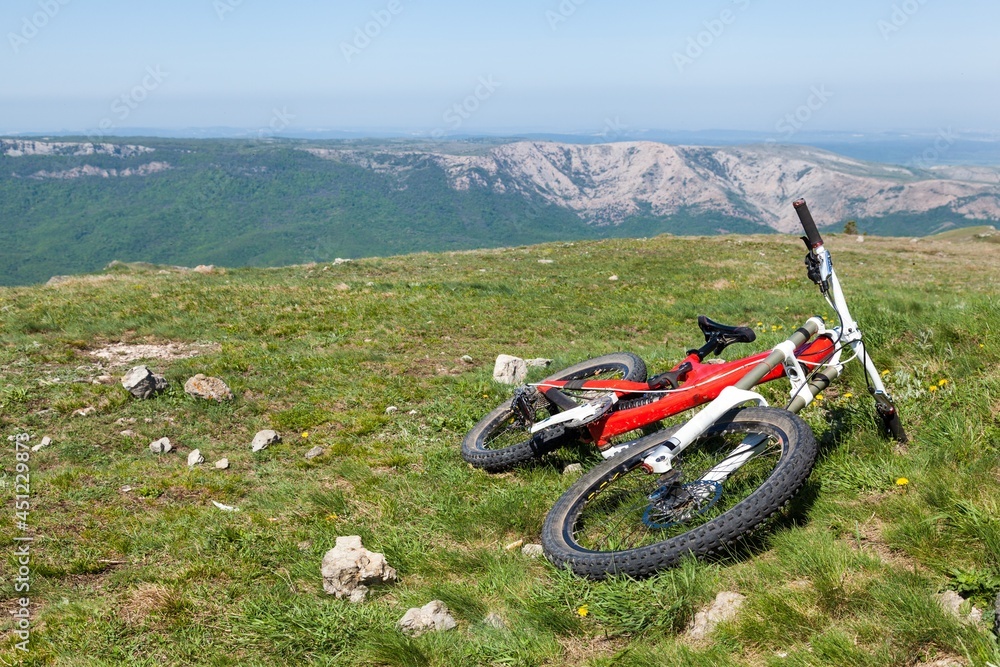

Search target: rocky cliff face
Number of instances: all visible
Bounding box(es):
[1,139,154,158]
[306,141,1000,231]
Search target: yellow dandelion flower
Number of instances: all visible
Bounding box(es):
[757,322,763,327]
[843,392,853,399]
[815,394,824,401]
[896,477,909,486]
[980,344,986,348]
[325,513,339,521]
[302,431,309,438]
[928,385,938,392]
[577,605,589,618]
[881,370,891,377]
[938,379,949,386]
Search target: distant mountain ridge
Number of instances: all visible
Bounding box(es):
[2,137,999,286]
[305,141,1000,232]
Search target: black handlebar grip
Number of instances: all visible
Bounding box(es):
[793,198,824,247]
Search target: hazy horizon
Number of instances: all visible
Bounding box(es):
[2,1,998,137]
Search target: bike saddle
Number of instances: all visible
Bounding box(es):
[694,315,756,356]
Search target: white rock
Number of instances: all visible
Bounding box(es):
[407,409,418,415]
[385,406,398,414]
[305,446,325,459]
[609,275,619,281]
[525,358,553,368]
[857,236,865,243]
[397,600,457,636]
[687,591,745,639]
[504,539,524,551]
[30,436,52,452]
[251,429,281,452]
[320,536,397,602]
[149,437,172,453]
[521,543,544,558]
[562,463,584,476]
[537,259,554,264]
[73,406,96,417]
[212,500,239,512]
[493,354,528,385]
[187,449,205,467]
[184,374,233,402]
[214,458,230,470]
[332,257,351,265]
[460,355,474,364]
[936,590,983,624]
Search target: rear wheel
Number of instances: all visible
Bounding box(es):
[461,353,646,472]
[541,407,817,579]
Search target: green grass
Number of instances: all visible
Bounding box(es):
[1,233,1000,665]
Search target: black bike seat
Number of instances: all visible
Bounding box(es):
[698,315,756,346]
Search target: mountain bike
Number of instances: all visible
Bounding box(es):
[540,199,906,578]
[462,201,904,474]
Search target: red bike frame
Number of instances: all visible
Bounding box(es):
[535,334,836,448]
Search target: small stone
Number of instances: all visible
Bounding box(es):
[149,437,172,453]
[385,406,398,414]
[184,374,233,402]
[537,259,554,264]
[73,406,96,417]
[936,590,983,624]
[30,436,52,452]
[251,429,281,452]
[521,543,544,558]
[483,613,506,630]
[460,355,474,364]
[211,500,239,512]
[120,485,132,493]
[493,355,528,385]
[525,358,553,368]
[333,282,350,291]
[187,449,205,467]
[94,375,116,385]
[332,257,350,265]
[562,463,583,476]
[857,236,865,243]
[407,409,418,415]
[214,458,230,470]
[193,264,215,274]
[687,591,746,640]
[305,446,325,459]
[609,275,619,281]
[397,600,457,636]
[504,539,524,551]
[120,430,137,438]
[321,536,397,602]
[121,365,168,399]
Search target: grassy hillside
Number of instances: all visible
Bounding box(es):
[2,234,1000,665]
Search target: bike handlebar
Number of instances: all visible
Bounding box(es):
[793,198,824,248]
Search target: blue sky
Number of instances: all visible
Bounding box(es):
[1,0,997,135]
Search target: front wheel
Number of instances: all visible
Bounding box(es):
[541,407,817,579]
[461,353,647,472]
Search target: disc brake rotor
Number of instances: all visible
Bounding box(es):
[642,480,722,529]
